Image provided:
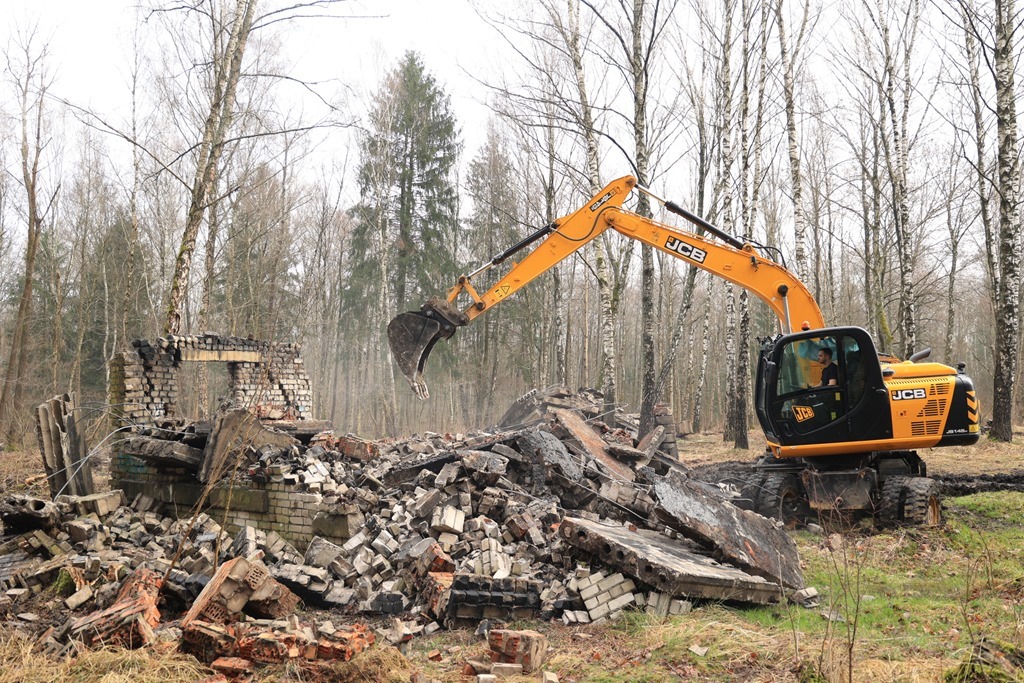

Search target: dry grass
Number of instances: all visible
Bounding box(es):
[0,632,213,683]
[252,645,411,683]
[0,448,48,497]
[0,631,413,683]
[853,657,953,683]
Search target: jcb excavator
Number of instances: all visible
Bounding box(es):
[387,176,980,527]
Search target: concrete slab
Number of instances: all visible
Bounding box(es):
[559,517,784,604]
[550,409,634,482]
[515,429,583,482]
[121,435,204,469]
[200,409,299,483]
[651,475,804,590]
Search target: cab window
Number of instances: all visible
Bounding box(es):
[774,336,844,434]
[776,337,839,397]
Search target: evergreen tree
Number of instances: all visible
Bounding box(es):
[345,52,460,431]
[349,52,461,315]
[462,124,525,421]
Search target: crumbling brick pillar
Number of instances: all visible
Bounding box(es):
[653,403,678,459]
[108,334,313,429]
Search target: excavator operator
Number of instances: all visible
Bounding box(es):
[816,347,838,387]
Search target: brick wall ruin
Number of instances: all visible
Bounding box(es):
[108,334,327,548]
[108,466,358,550]
[108,334,313,425]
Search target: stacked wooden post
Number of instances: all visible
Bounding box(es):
[35,393,95,499]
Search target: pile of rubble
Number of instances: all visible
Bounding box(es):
[1,386,807,680]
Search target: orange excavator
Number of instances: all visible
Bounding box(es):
[387,176,980,527]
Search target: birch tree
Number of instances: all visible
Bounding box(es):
[875,0,921,358]
[576,0,680,436]
[989,0,1021,441]
[0,32,56,443]
[163,0,257,335]
[776,0,811,283]
[950,0,1020,440]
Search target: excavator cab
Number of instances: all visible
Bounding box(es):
[755,327,893,456]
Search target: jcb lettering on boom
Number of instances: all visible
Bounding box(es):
[665,236,707,264]
[892,388,927,400]
[589,191,615,212]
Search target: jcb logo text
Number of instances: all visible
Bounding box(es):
[590,191,614,211]
[665,236,708,264]
[892,388,926,401]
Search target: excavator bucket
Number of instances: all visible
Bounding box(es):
[387,297,469,400]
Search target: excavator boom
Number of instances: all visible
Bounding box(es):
[388,176,824,398]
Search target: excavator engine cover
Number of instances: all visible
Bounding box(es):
[387,297,469,400]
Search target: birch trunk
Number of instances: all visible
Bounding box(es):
[631,0,659,438]
[729,0,765,449]
[963,1,998,318]
[545,114,567,386]
[777,0,809,283]
[944,197,958,363]
[552,0,613,406]
[716,0,738,441]
[723,284,737,441]
[990,0,1020,442]
[164,0,257,335]
[875,0,918,357]
[692,276,713,432]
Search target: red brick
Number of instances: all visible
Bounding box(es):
[67,567,162,649]
[211,656,253,675]
[488,629,548,674]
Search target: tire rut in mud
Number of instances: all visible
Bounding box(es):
[689,461,1024,498]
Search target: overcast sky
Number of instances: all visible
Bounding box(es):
[2,0,503,158]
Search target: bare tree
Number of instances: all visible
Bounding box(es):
[948,0,1021,440]
[0,31,57,443]
[776,0,811,282]
[990,0,1021,440]
[163,0,258,335]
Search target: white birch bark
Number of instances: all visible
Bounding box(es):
[777,0,810,283]
[991,0,1020,441]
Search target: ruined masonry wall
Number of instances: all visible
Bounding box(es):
[109,334,313,425]
[111,454,354,550]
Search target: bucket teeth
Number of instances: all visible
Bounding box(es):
[388,297,469,399]
[387,312,443,399]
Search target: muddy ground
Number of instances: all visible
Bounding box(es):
[678,430,1024,496]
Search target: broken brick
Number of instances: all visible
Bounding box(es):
[67,567,162,649]
[488,629,549,674]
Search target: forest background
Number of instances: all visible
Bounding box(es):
[0,0,1019,448]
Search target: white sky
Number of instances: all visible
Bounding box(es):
[2,0,503,160]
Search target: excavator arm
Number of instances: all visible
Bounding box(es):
[388,175,825,398]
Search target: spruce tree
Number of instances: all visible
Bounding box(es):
[349,52,461,315]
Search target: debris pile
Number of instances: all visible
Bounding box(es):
[2,385,807,678]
